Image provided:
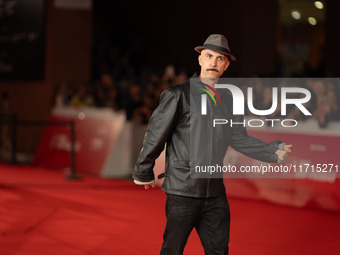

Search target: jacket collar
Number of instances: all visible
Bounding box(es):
[190,73,208,95]
[190,73,231,105]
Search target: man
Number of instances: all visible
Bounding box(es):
[132,34,292,255]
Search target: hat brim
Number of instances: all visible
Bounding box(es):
[195,46,236,62]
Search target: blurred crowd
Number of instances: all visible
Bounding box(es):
[242,78,340,128]
[54,32,339,128]
[54,73,340,128]
[54,65,188,124]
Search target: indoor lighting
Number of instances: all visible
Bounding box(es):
[291,10,301,20]
[308,17,317,25]
[314,1,324,9]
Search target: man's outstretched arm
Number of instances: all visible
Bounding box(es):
[230,116,292,163]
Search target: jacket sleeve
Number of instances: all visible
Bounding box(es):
[230,115,282,163]
[132,88,179,182]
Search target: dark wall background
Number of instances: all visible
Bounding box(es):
[0,0,45,80]
[0,0,92,152]
[93,0,280,78]
[324,0,340,77]
[93,0,339,78]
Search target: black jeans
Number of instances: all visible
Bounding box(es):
[160,193,230,255]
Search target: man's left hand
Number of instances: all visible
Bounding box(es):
[275,144,292,162]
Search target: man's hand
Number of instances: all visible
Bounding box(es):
[133,179,155,189]
[144,183,155,189]
[275,144,292,162]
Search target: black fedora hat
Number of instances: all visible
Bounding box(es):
[195,34,236,62]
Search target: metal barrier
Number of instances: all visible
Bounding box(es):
[0,114,80,180]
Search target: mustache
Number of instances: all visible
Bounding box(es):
[206,68,218,72]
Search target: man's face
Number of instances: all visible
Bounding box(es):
[198,49,230,79]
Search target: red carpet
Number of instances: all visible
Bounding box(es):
[1,164,339,255]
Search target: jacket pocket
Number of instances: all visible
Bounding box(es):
[173,160,191,168]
